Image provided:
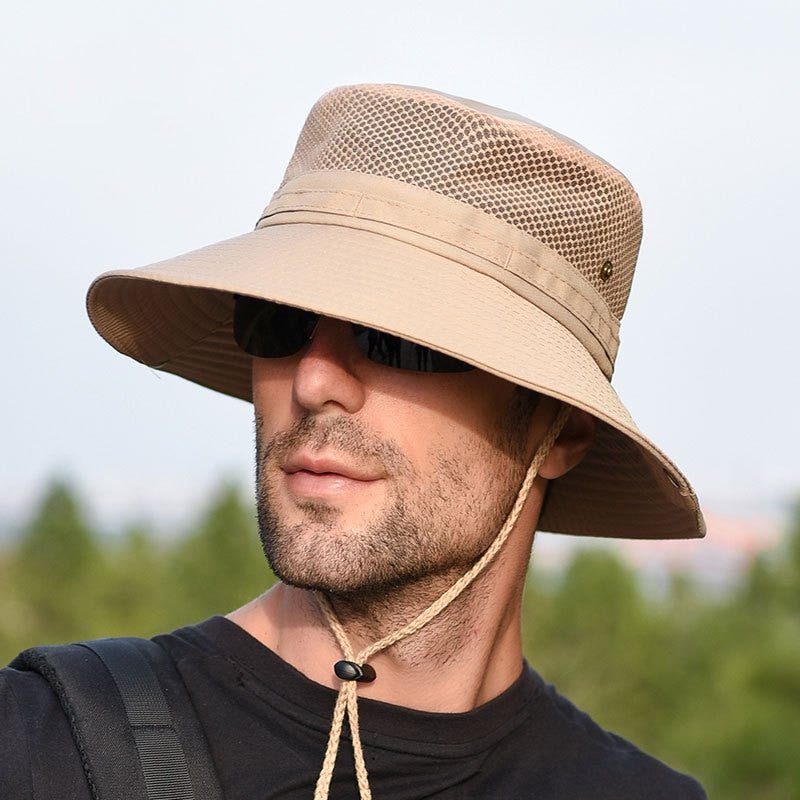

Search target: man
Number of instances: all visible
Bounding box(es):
[1,84,707,798]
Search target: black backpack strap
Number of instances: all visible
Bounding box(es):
[12,638,223,800]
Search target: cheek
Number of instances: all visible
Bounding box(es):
[358,393,447,472]
[252,359,296,432]
[374,410,492,490]
[371,379,520,464]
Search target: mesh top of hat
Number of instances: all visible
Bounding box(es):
[279,84,643,321]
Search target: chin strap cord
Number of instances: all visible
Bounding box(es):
[312,404,572,800]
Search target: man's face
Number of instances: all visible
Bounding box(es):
[253,317,538,598]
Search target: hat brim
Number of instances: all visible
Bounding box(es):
[87,221,704,539]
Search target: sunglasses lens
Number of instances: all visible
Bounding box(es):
[233,297,473,373]
[351,326,473,373]
[234,296,319,358]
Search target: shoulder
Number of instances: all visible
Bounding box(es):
[508,668,707,799]
[2,626,227,800]
[0,666,35,798]
[0,627,219,800]
[0,663,90,799]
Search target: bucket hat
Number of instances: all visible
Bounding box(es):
[87,83,705,540]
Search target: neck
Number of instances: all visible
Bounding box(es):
[228,528,534,713]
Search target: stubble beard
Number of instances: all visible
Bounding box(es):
[254,389,538,607]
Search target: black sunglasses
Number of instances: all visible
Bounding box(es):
[233,296,474,373]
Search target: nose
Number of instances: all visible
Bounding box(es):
[292,317,367,415]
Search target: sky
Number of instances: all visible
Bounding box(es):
[1,0,798,536]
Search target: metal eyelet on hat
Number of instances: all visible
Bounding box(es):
[599,260,614,282]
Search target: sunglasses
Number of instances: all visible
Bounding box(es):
[233,296,474,373]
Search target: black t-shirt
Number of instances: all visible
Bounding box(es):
[0,616,706,799]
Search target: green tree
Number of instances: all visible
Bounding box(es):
[784,496,800,612]
[93,522,173,636]
[8,479,103,644]
[525,549,663,742]
[170,482,276,621]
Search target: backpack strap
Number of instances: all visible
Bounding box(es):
[11,638,223,800]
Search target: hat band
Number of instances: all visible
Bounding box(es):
[256,171,620,378]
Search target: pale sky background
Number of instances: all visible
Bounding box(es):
[1,0,798,537]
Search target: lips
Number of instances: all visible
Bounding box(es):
[280,452,384,500]
[282,453,383,483]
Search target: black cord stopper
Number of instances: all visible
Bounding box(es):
[334,660,377,683]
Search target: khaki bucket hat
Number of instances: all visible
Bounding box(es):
[87,83,705,540]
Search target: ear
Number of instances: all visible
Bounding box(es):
[539,406,596,480]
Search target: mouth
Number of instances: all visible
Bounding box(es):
[281,453,384,498]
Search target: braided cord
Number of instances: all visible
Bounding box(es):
[313,599,372,800]
[313,404,571,800]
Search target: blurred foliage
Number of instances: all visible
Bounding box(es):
[0,479,276,656]
[523,498,800,800]
[1,481,799,799]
